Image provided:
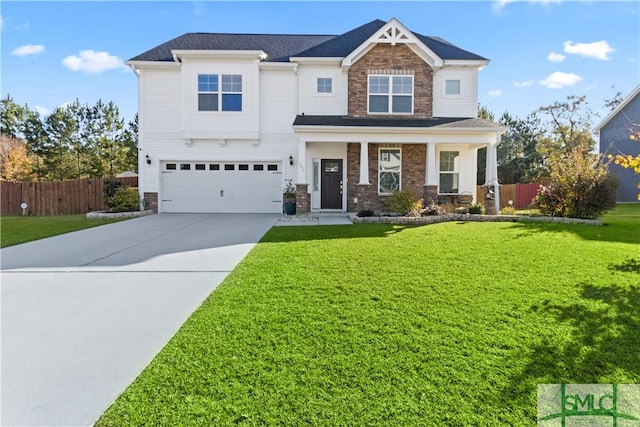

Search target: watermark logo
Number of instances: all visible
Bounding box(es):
[538,384,640,426]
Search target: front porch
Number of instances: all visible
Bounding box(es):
[292,116,506,215]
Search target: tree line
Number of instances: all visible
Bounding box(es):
[1,95,138,181]
[477,92,624,184]
[0,91,632,186]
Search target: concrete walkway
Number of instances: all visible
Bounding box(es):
[1,214,279,427]
[275,212,353,226]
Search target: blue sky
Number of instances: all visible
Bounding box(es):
[2,1,638,125]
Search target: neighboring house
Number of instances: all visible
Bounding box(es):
[595,85,640,203]
[127,18,506,214]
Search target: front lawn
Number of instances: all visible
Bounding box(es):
[0,215,131,248]
[97,205,639,426]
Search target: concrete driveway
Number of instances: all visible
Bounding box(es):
[1,213,279,427]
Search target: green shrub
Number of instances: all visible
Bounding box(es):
[533,150,618,219]
[107,187,141,212]
[468,203,485,215]
[500,206,517,215]
[103,180,123,201]
[385,190,420,216]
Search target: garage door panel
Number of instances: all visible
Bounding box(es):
[160,162,283,213]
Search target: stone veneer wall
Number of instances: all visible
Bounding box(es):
[348,44,433,118]
[296,184,310,214]
[143,192,158,213]
[347,143,426,212]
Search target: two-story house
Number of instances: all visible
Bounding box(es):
[127,18,506,214]
[595,85,640,203]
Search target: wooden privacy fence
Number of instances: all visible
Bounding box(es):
[476,183,540,210]
[1,177,138,216]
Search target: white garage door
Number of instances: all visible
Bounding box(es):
[160,161,283,213]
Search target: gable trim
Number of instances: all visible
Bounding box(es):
[594,85,640,133]
[341,18,444,69]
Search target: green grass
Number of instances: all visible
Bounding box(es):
[0,214,131,248]
[97,205,639,426]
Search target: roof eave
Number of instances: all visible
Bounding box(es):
[293,124,507,134]
[443,59,490,70]
[289,57,344,65]
[594,85,640,133]
[126,60,181,70]
[171,49,267,61]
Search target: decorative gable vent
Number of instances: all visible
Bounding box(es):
[376,25,411,46]
[341,18,444,69]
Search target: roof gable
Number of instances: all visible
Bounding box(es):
[594,85,640,133]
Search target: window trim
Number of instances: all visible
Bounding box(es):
[197,73,243,112]
[368,75,414,115]
[378,147,402,195]
[438,150,460,194]
[444,79,462,97]
[316,77,334,96]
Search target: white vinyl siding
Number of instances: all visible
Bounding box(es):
[259,68,297,134]
[432,68,478,117]
[140,69,182,133]
[182,60,258,137]
[297,65,347,115]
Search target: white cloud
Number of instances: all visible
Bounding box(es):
[0,15,5,30]
[493,0,561,11]
[539,72,582,89]
[62,50,126,74]
[34,106,50,117]
[547,52,566,62]
[563,40,614,60]
[514,80,533,87]
[488,89,503,98]
[11,44,44,57]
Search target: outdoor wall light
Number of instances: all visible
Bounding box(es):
[145,154,151,165]
[289,155,294,166]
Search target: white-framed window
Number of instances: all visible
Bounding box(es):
[368,75,413,114]
[379,148,401,194]
[198,74,242,111]
[317,78,333,94]
[439,151,459,193]
[445,79,461,95]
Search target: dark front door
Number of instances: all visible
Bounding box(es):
[321,159,343,209]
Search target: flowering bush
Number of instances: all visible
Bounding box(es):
[533,150,618,219]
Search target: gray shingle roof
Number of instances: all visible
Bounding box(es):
[129,19,487,63]
[129,33,336,62]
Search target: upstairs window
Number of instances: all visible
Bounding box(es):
[445,79,461,95]
[198,74,242,111]
[368,75,413,114]
[317,78,333,94]
[439,151,459,194]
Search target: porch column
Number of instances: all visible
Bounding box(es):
[423,142,439,205]
[484,141,500,214]
[426,142,438,186]
[297,139,307,184]
[358,141,370,185]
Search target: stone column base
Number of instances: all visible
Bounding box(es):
[483,186,497,215]
[423,185,438,205]
[143,192,158,213]
[295,184,309,214]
